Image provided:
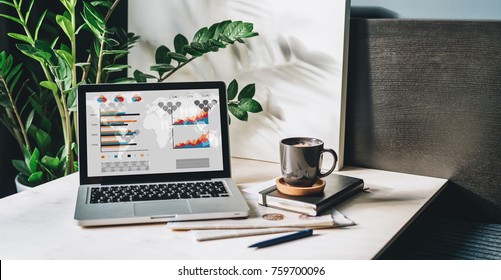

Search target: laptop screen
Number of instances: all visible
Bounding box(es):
[77,82,231,185]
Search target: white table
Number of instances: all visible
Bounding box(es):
[0,158,447,259]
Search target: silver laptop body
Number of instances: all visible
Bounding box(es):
[74,81,249,226]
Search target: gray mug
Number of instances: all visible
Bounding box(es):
[280,137,338,187]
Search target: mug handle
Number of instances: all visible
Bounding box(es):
[318,149,338,178]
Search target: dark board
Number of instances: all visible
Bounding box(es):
[345,19,501,222]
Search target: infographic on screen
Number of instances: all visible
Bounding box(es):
[85,88,223,177]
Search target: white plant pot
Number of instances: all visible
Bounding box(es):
[15,175,32,192]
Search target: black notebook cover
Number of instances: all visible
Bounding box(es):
[259,174,364,215]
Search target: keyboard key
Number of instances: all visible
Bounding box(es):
[89,181,229,204]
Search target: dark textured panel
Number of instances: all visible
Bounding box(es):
[345,19,501,221]
[380,218,501,260]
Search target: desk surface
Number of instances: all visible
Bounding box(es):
[0,158,447,260]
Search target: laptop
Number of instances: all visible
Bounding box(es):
[74,81,249,226]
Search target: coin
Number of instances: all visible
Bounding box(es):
[262,213,284,221]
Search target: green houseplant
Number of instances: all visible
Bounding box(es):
[0,0,261,188]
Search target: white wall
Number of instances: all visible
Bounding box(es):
[351,0,501,19]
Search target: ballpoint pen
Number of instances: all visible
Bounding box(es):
[248,229,314,249]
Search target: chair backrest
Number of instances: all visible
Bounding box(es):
[345,19,501,222]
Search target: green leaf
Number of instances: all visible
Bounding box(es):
[48,52,72,91]
[207,23,219,39]
[34,10,48,40]
[241,32,259,39]
[2,113,16,129]
[22,145,31,166]
[133,70,156,83]
[27,171,43,184]
[230,22,251,40]
[238,98,263,113]
[40,117,52,133]
[228,103,248,121]
[0,51,5,65]
[91,1,112,8]
[184,46,203,57]
[219,34,233,44]
[82,2,105,37]
[209,38,226,49]
[214,20,231,40]
[0,0,16,8]
[133,70,146,83]
[25,0,36,24]
[16,44,50,62]
[193,27,210,43]
[67,87,77,111]
[60,0,77,12]
[29,148,40,173]
[6,62,22,85]
[238,83,255,100]
[56,14,74,41]
[40,81,58,94]
[103,64,129,73]
[1,53,12,73]
[103,37,120,47]
[75,62,91,69]
[34,40,57,64]
[190,42,208,53]
[0,95,11,109]
[83,1,105,25]
[227,80,238,101]
[41,156,60,170]
[56,49,73,66]
[155,45,171,64]
[174,34,189,55]
[205,41,219,52]
[35,129,51,152]
[222,21,242,40]
[102,49,128,55]
[8,69,22,93]
[56,144,66,159]
[7,33,34,44]
[0,14,23,25]
[25,110,35,131]
[168,52,189,63]
[150,63,174,74]
[231,22,257,40]
[72,142,78,156]
[12,159,31,176]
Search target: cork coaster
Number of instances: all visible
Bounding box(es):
[276,177,326,196]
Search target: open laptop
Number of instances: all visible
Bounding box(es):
[75,81,249,226]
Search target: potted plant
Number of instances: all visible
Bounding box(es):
[0,0,261,189]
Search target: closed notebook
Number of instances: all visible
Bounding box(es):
[258,174,364,216]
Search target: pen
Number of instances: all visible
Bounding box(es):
[248,229,314,249]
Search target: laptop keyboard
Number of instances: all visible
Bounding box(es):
[89,181,229,204]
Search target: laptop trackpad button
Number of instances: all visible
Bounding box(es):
[134,201,192,217]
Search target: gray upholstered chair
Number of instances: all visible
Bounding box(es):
[345,19,501,259]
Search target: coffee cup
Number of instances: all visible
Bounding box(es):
[280,137,338,187]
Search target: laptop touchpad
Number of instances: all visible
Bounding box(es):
[134,201,192,217]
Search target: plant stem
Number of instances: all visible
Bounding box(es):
[95,37,106,84]
[60,91,73,175]
[1,77,30,151]
[105,0,122,22]
[12,0,66,152]
[70,2,77,87]
[73,113,78,148]
[159,57,196,82]
[81,0,122,82]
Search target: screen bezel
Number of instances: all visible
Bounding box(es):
[77,81,231,185]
